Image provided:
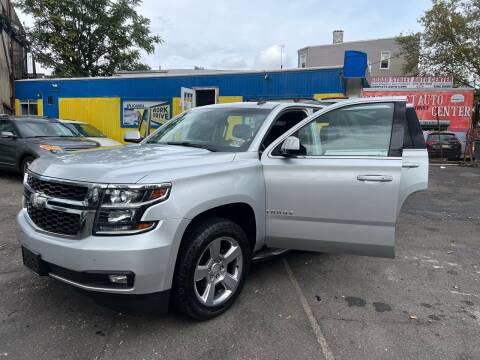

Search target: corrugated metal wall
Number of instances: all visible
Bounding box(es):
[16,68,344,100]
[14,68,345,142]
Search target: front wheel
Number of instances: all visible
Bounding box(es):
[172,217,251,320]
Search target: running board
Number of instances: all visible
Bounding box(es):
[252,248,289,263]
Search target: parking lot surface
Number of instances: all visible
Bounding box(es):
[1,165,479,360]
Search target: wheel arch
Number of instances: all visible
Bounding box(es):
[183,202,258,251]
[18,153,36,173]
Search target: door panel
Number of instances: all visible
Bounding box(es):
[263,157,401,258]
[398,149,428,215]
[181,87,195,112]
[0,120,18,167]
[262,100,404,258]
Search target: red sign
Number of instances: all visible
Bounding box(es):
[362,89,475,131]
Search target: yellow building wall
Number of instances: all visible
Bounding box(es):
[172,97,182,117]
[313,93,345,100]
[14,99,21,115]
[58,97,127,142]
[218,96,243,104]
[171,95,244,117]
[37,99,43,116]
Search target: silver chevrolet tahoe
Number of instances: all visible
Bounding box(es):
[17,98,428,320]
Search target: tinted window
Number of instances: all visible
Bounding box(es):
[294,103,394,156]
[427,133,458,143]
[16,121,78,137]
[262,110,308,150]
[405,107,426,149]
[0,120,17,135]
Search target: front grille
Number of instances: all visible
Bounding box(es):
[27,175,88,201]
[26,199,81,236]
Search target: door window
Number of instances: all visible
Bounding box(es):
[0,120,17,135]
[261,110,308,150]
[380,51,391,69]
[292,103,395,157]
[20,100,38,115]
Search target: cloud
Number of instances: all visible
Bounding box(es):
[254,45,291,70]
[217,56,247,69]
[16,0,430,73]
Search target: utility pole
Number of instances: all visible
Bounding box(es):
[279,44,285,69]
[6,0,15,111]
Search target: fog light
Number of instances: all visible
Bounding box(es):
[108,275,128,284]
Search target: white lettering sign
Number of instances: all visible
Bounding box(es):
[369,76,453,89]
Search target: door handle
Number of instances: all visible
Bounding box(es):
[402,162,419,168]
[357,175,393,182]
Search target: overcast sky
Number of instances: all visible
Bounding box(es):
[17,0,431,72]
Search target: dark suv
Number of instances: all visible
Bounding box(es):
[425,132,462,160]
[0,116,99,174]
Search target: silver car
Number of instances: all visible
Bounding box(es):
[17,98,428,320]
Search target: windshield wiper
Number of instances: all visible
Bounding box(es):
[165,141,218,152]
[27,135,74,138]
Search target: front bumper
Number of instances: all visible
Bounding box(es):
[17,209,188,296]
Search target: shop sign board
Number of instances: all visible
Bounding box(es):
[122,100,170,128]
[362,89,474,130]
[368,76,453,89]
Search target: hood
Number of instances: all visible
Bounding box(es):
[26,136,99,150]
[29,144,236,184]
[87,137,123,147]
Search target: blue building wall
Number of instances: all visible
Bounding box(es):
[14,67,345,141]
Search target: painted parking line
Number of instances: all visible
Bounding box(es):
[282,257,335,360]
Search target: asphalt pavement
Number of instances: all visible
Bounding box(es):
[0,165,479,360]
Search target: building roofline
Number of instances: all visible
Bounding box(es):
[298,36,397,53]
[15,66,343,83]
[363,87,475,92]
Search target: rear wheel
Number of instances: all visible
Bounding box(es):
[172,217,251,320]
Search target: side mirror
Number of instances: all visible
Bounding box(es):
[123,130,143,143]
[0,131,16,139]
[280,136,303,157]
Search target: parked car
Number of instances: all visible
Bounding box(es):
[60,119,122,146]
[17,98,428,320]
[450,131,467,158]
[0,115,99,174]
[425,132,462,160]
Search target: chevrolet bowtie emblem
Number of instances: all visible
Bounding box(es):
[30,193,47,209]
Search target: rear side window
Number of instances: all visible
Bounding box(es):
[427,134,457,142]
[293,103,395,156]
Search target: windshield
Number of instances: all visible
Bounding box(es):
[16,120,78,138]
[68,123,106,137]
[146,108,271,152]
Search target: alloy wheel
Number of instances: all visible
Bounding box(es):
[193,236,243,307]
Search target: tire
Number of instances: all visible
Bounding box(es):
[21,156,35,174]
[172,217,251,320]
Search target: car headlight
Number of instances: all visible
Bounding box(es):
[93,184,171,235]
